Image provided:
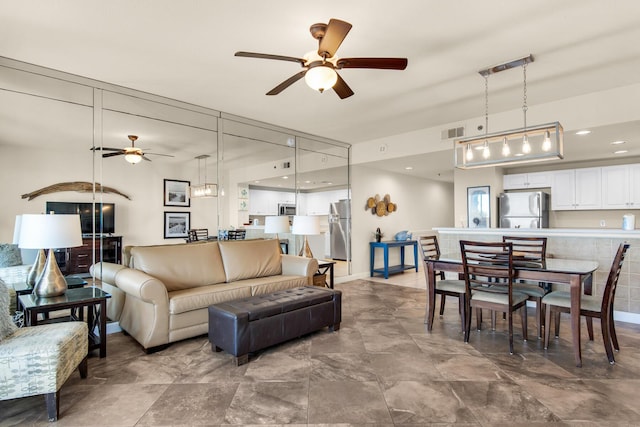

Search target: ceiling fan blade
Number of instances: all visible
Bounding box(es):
[235,51,305,65]
[142,155,152,162]
[102,152,124,158]
[145,152,175,158]
[318,19,352,58]
[333,73,354,99]
[90,146,125,152]
[336,57,408,70]
[266,70,307,95]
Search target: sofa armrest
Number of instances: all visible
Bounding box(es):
[281,255,319,278]
[115,268,169,305]
[90,262,127,286]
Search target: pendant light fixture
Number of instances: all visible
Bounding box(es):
[190,155,217,198]
[454,54,563,169]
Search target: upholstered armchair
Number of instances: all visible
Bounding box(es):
[0,279,88,422]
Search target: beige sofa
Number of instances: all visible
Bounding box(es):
[90,239,318,352]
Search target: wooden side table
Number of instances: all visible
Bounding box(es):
[316,260,336,289]
[19,286,111,358]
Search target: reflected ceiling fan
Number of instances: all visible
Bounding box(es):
[90,135,174,164]
[235,18,408,99]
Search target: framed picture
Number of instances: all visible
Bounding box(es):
[467,186,490,228]
[238,187,249,199]
[164,211,190,239]
[238,199,248,211]
[164,179,190,207]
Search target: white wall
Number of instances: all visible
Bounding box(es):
[350,164,454,276]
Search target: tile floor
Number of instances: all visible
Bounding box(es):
[3,272,640,426]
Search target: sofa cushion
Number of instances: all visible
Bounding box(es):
[219,239,282,282]
[0,279,17,341]
[0,244,22,268]
[131,241,226,292]
[168,282,253,315]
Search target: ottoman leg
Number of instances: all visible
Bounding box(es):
[330,323,341,332]
[45,392,59,422]
[235,354,249,366]
[211,342,223,352]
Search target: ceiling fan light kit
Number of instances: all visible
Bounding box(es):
[235,18,407,99]
[454,54,563,169]
[90,134,174,163]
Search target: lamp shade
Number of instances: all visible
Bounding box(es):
[12,215,22,244]
[291,215,320,235]
[264,216,290,234]
[18,214,83,249]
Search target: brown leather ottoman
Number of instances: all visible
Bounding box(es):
[208,286,341,365]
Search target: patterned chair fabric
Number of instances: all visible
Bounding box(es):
[0,264,31,314]
[0,295,88,421]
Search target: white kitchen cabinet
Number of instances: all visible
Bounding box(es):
[601,164,640,209]
[249,189,277,215]
[503,172,551,190]
[551,167,601,210]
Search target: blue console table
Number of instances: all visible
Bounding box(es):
[369,240,419,279]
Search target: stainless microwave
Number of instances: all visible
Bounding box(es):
[278,203,296,216]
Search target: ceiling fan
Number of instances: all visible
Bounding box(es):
[90,135,174,164]
[235,18,408,99]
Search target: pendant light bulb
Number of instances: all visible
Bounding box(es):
[522,134,531,154]
[542,130,551,151]
[482,140,490,159]
[465,143,473,161]
[501,137,510,156]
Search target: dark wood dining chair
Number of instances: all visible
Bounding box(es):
[188,228,209,242]
[460,240,528,354]
[543,242,629,364]
[502,236,548,339]
[227,229,246,240]
[419,235,466,330]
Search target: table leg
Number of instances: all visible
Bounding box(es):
[99,299,107,358]
[370,246,375,277]
[570,274,582,367]
[400,246,405,270]
[329,264,334,289]
[413,242,419,272]
[384,247,389,279]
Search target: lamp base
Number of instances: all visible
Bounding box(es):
[298,237,314,258]
[32,249,67,298]
[27,249,46,286]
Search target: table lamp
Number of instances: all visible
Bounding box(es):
[18,214,83,297]
[265,216,291,254]
[291,215,320,258]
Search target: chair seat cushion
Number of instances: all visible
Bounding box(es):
[436,279,465,293]
[471,290,528,306]
[0,322,88,400]
[542,291,602,312]
[513,283,547,298]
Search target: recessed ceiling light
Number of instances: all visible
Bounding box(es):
[304,180,311,184]
[254,180,260,183]
[282,176,288,179]
[405,166,413,170]
[614,150,628,155]
[611,140,626,145]
[576,130,591,135]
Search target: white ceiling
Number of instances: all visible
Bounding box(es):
[2,0,640,183]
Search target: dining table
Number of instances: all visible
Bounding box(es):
[424,252,599,367]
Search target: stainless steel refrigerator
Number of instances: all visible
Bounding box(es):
[329,199,350,260]
[499,191,550,228]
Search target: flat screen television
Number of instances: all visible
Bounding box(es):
[45,202,115,235]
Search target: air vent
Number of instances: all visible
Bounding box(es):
[441,126,465,140]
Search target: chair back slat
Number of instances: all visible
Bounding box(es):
[460,240,514,296]
[419,235,444,281]
[601,243,630,314]
[502,235,547,266]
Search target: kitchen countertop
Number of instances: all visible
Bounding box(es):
[434,227,640,239]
